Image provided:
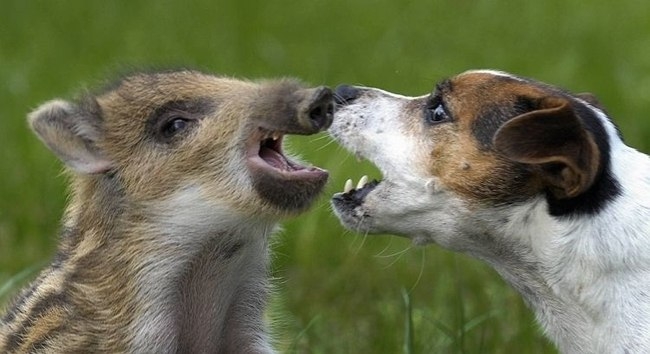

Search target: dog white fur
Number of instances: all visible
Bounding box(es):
[329,69,650,353]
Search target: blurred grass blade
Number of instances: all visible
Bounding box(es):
[463,310,496,334]
[0,262,44,300]
[287,313,321,353]
[402,287,414,354]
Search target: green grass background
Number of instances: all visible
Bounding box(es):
[1,1,649,353]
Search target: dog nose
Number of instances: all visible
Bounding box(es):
[307,86,334,130]
[334,85,360,105]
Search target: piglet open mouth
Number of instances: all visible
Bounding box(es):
[245,85,333,212]
[246,127,330,212]
[247,128,328,181]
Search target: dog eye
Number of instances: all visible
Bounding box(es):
[425,104,450,125]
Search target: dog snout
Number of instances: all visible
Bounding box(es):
[334,85,361,105]
[306,86,334,131]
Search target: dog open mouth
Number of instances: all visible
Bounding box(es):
[332,175,381,209]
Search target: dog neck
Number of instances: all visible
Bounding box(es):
[474,143,650,353]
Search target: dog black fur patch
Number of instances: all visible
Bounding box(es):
[546,100,621,216]
[473,96,536,150]
[472,91,620,216]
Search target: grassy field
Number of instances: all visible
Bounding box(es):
[1,0,649,352]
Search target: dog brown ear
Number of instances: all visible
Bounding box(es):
[493,96,600,199]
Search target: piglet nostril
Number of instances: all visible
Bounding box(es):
[308,87,334,130]
[334,84,360,105]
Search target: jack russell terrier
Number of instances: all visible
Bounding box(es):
[329,69,650,354]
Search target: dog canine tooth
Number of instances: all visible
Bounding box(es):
[357,175,368,189]
[344,179,354,193]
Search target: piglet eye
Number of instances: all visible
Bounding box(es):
[425,104,449,125]
[162,118,189,138]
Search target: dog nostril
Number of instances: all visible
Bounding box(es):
[334,84,360,105]
[308,87,334,130]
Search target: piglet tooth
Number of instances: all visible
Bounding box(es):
[344,179,354,193]
[357,175,369,189]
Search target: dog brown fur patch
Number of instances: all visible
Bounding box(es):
[423,71,605,206]
[422,73,546,205]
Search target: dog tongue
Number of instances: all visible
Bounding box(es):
[259,146,292,170]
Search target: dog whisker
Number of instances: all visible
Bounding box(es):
[379,245,412,269]
[407,248,426,293]
[314,138,338,152]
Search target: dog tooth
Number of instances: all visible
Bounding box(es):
[357,175,368,189]
[272,133,281,141]
[344,179,354,193]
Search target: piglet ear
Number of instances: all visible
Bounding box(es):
[28,98,113,174]
[493,96,600,199]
